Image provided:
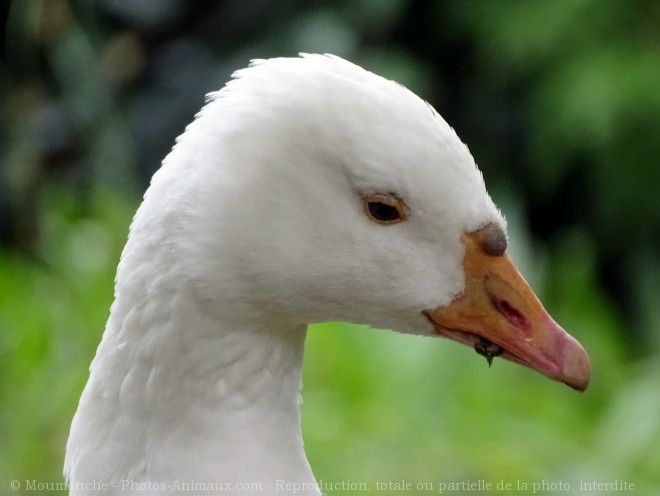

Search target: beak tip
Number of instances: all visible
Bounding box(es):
[559,338,591,392]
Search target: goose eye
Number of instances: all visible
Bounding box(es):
[363,194,409,225]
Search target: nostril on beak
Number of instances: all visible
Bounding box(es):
[494,299,528,332]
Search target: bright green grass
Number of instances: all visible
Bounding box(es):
[1,188,658,495]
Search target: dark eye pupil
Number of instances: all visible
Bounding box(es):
[368,202,400,221]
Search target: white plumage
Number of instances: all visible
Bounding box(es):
[65,54,589,495]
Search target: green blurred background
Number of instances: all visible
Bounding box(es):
[1,0,659,494]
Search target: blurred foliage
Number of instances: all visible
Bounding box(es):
[1,0,659,494]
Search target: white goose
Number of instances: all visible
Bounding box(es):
[65,54,590,495]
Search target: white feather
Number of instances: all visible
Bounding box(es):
[65,54,505,495]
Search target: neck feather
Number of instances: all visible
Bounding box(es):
[65,239,319,495]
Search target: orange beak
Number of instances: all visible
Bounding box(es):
[424,224,591,391]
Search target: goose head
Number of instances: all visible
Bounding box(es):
[66,54,590,492]
[173,54,589,389]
